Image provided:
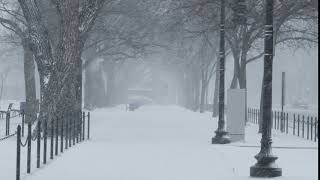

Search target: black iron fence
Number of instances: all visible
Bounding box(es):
[15,111,90,180]
[248,108,318,142]
[0,109,23,140]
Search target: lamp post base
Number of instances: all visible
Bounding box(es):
[211,130,231,144]
[250,155,282,177]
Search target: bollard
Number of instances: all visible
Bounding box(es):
[50,120,54,160]
[21,111,25,137]
[16,125,21,180]
[87,112,90,140]
[37,121,41,168]
[55,119,58,156]
[27,123,31,173]
[43,120,47,164]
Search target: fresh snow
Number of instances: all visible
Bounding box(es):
[0,105,318,180]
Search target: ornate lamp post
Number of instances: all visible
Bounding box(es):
[250,0,282,177]
[212,0,230,144]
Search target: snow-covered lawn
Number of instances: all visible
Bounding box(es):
[0,105,318,180]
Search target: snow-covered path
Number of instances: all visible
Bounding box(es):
[1,105,318,180]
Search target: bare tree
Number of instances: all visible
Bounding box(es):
[0,1,37,123]
[16,0,109,124]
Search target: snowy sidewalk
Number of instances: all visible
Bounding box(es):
[0,105,318,180]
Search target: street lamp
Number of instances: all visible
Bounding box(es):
[250,0,282,177]
[212,0,230,144]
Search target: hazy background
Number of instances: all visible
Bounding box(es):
[0,41,318,110]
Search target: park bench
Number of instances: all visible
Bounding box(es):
[126,102,141,111]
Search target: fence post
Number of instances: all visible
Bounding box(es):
[87,112,90,140]
[310,117,313,141]
[37,121,41,168]
[65,119,68,150]
[256,109,261,124]
[307,116,310,140]
[82,112,85,141]
[297,115,300,136]
[77,112,80,143]
[271,110,274,129]
[50,120,54,160]
[55,118,58,156]
[27,123,31,173]
[73,116,76,146]
[274,111,276,129]
[43,120,47,164]
[21,111,25,137]
[76,115,79,144]
[293,114,296,135]
[302,115,305,138]
[286,113,288,134]
[6,111,10,136]
[277,111,280,130]
[280,111,284,133]
[16,125,21,180]
[68,117,71,148]
[314,117,318,142]
[61,119,64,153]
[79,112,82,143]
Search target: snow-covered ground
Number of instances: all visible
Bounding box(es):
[0,105,318,180]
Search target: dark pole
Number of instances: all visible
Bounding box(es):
[36,121,41,168]
[212,0,230,144]
[82,112,85,141]
[27,123,31,173]
[50,120,54,159]
[250,0,282,177]
[21,111,25,137]
[87,112,90,140]
[43,120,47,164]
[281,72,285,132]
[16,125,21,180]
[61,119,64,153]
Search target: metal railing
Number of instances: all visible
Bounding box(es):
[15,111,91,180]
[248,108,318,142]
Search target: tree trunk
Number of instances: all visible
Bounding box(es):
[22,42,37,123]
[200,70,206,113]
[230,52,240,89]
[193,68,200,111]
[104,62,116,107]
